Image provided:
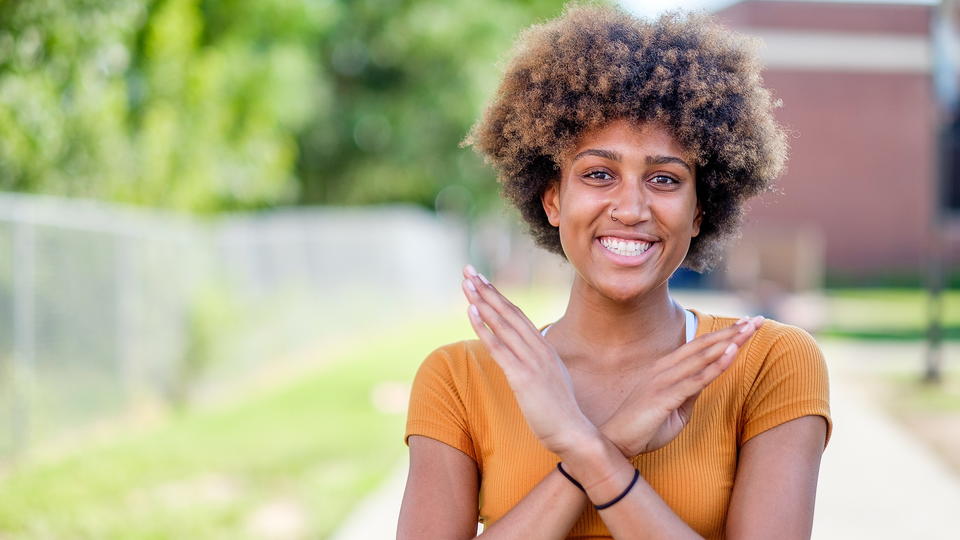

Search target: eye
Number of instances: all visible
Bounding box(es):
[649,175,679,185]
[583,170,614,183]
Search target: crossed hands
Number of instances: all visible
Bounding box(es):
[461,265,763,461]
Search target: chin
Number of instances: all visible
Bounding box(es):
[596,279,654,304]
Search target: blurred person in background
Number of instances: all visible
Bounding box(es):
[399,5,831,539]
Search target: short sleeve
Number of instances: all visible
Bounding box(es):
[740,326,832,448]
[404,345,478,462]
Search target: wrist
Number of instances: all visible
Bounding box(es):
[599,420,646,458]
[555,425,604,460]
[547,415,604,458]
[558,431,632,493]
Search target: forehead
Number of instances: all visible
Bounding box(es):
[565,119,689,163]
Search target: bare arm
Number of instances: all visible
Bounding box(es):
[557,416,826,539]
[398,436,480,539]
[725,415,827,539]
[398,434,590,540]
[555,431,705,540]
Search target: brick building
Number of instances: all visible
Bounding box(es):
[713,0,960,281]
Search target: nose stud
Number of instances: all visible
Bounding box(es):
[611,208,619,222]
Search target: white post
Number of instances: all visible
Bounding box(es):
[12,218,36,457]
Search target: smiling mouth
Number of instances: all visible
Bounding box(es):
[598,236,654,257]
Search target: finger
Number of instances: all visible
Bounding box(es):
[728,315,764,347]
[463,268,542,347]
[462,278,530,355]
[470,294,542,368]
[661,330,745,385]
[671,342,738,400]
[691,315,764,348]
[659,315,762,375]
[662,315,765,381]
[468,271,540,336]
[466,304,524,377]
[664,319,748,362]
[461,277,481,302]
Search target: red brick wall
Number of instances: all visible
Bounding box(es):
[746,70,936,274]
[713,1,960,277]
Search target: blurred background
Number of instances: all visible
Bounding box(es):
[0,0,958,538]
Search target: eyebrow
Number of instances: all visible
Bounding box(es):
[572,148,693,174]
[646,155,693,173]
[572,148,621,162]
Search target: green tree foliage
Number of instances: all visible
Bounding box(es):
[0,0,567,212]
[296,0,566,211]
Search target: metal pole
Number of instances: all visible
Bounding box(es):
[926,0,957,383]
[116,236,138,406]
[924,155,944,383]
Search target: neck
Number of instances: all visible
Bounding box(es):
[548,276,686,370]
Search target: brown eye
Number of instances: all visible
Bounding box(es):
[650,175,678,185]
[584,170,613,182]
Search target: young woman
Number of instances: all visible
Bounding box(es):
[399,6,831,539]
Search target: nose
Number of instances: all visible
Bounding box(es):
[611,180,650,225]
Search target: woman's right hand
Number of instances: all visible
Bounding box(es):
[460,266,601,458]
[600,317,763,457]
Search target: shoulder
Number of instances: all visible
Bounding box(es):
[420,339,492,369]
[695,310,827,387]
[750,319,822,359]
[414,339,500,388]
[696,310,822,361]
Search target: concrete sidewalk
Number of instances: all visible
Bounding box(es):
[812,341,960,539]
[332,340,960,540]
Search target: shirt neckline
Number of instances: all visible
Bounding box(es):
[540,308,699,344]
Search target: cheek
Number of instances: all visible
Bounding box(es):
[661,198,695,221]
[555,195,600,251]
[556,189,596,225]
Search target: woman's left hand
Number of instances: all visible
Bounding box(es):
[460,265,599,457]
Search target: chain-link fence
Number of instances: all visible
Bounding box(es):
[0,193,466,462]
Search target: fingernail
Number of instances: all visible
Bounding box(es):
[465,264,478,276]
[738,321,754,334]
[724,343,738,355]
[469,304,479,317]
[464,279,476,292]
[478,273,491,285]
[752,315,765,326]
[735,316,749,326]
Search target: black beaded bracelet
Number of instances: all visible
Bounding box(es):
[593,468,640,510]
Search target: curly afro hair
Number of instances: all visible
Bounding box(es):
[464,4,787,272]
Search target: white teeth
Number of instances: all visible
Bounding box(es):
[600,237,652,257]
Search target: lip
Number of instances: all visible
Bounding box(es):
[595,237,659,267]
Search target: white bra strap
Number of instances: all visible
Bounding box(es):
[684,309,697,343]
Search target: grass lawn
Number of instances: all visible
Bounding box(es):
[822,288,960,340]
[0,288,562,539]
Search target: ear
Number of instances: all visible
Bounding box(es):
[541,181,561,227]
[691,203,702,238]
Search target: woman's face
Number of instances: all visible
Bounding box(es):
[541,119,701,303]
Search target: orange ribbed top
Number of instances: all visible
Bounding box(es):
[404,310,832,539]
